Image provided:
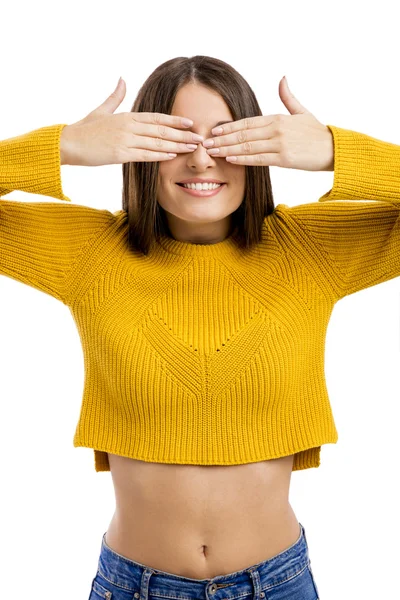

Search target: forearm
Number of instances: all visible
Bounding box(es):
[319,125,400,203]
[60,124,73,166]
[0,124,71,201]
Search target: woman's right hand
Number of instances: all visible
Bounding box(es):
[60,77,203,166]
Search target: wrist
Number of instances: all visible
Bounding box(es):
[60,124,73,165]
[325,127,334,171]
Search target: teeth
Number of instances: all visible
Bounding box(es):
[182,182,222,190]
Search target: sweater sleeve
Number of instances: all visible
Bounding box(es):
[0,124,116,304]
[0,123,72,201]
[320,125,400,202]
[277,126,400,299]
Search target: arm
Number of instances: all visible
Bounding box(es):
[0,123,115,304]
[272,125,400,299]
[319,125,400,203]
[0,123,71,201]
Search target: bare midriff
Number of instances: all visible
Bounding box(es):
[105,453,300,580]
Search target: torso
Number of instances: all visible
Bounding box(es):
[105,453,300,580]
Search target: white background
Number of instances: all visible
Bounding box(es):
[1,1,399,598]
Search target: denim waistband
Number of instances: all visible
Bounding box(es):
[94,522,310,599]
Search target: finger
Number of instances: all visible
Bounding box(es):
[210,115,275,137]
[224,153,281,166]
[91,78,126,116]
[123,148,179,163]
[279,77,311,115]
[131,123,203,147]
[131,112,200,136]
[205,122,274,149]
[130,119,204,148]
[127,133,200,154]
[206,138,279,158]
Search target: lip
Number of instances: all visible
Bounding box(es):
[177,178,225,184]
[176,183,226,197]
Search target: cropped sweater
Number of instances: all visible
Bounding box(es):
[1,123,399,472]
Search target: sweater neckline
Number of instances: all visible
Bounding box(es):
[155,228,242,258]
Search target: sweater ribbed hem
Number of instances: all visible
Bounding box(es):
[0,123,71,201]
[319,125,400,203]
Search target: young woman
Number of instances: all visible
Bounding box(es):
[1,55,399,600]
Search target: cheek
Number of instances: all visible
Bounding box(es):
[157,172,170,189]
[158,164,176,187]
[226,164,245,182]
[157,161,169,181]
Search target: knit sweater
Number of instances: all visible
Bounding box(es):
[1,124,399,472]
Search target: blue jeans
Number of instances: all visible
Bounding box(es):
[88,522,320,600]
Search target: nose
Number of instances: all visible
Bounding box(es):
[187,142,217,167]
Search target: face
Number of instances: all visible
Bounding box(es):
[157,82,246,244]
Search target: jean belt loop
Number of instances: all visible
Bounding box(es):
[300,522,308,545]
[247,566,263,600]
[139,568,157,600]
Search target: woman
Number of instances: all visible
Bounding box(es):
[1,55,399,600]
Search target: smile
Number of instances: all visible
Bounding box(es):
[176,183,226,197]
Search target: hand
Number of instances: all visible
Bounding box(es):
[201,76,334,172]
[60,78,203,166]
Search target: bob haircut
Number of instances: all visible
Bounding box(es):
[122,55,275,256]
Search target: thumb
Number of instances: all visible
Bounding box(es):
[279,76,311,115]
[93,77,126,115]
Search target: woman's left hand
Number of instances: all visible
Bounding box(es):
[202,76,334,172]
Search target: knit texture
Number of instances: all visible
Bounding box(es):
[1,123,399,472]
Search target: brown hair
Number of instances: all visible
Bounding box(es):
[122,55,275,256]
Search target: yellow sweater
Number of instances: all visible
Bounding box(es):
[1,124,399,472]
